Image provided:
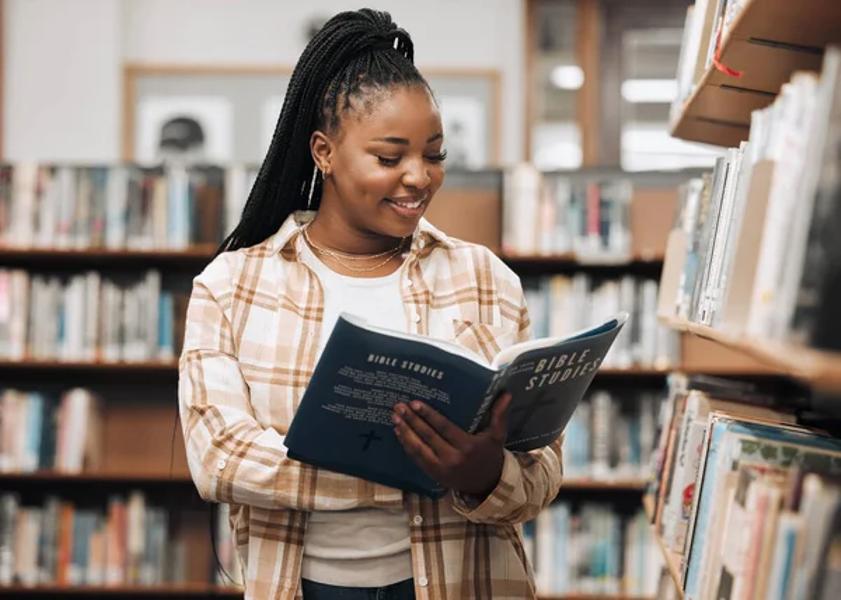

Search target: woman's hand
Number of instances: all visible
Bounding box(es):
[391,392,512,498]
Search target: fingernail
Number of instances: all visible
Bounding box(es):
[392,413,402,425]
[395,404,406,415]
[411,401,422,411]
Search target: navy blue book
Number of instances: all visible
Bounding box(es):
[285,312,628,497]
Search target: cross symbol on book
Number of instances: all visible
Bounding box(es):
[360,429,383,451]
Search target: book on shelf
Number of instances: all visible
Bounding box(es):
[285,312,627,497]
[0,164,228,251]
[562,388,659,481]
[649,374,841,600]
[0,268,189,362]
[525,274,680,369]
[0,387,103,475]
[525,502,662,596]
[0,490,207,587]
[502,164,632,260]
[659,47,841,351]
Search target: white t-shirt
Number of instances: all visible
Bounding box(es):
[299,242,413,587]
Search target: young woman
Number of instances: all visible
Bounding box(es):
[178,9,563,599]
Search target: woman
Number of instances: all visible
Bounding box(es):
[178,9,563,599]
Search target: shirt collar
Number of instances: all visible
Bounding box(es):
[268,210,455,260]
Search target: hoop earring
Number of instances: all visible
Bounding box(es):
[307,165,321,210]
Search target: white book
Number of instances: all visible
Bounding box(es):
[84,272,101,361]
[55,167,76,249]
[10,163,37,247]
[105,167,129,249]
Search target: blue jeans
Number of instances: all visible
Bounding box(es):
[301,578,416,600]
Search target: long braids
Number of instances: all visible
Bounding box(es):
[217,8,429,255]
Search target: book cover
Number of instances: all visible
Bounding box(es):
[285,312,626,497]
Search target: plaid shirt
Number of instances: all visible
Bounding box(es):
[179,211,563,599]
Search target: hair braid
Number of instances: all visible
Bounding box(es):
[217,9,429,254]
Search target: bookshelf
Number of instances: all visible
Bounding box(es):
[641,496,684,600]
[663,316,841,393]
[670,0,841,147]
[0,165,704,598]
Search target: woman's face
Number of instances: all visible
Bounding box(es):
[316,85,446,239]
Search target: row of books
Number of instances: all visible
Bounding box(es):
[649,373,841,599]
[503,164,632,259]
[524,503,661,596]
[0,388,102,474]
[0,269,188,362]
[671,0,748,124]
[0,164,230,250]
[563,389,660,480]
[0,491,208,588]
[525,274,681,369]
[659,48,841,349]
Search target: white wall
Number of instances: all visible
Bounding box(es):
[4,0,123,162]
[5,0,525,164]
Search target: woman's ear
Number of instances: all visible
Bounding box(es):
[310,130,332,176]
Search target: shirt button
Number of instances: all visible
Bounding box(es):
[217,458,226,471]
[413,313,421,323]
[418,576,428,587]
[406,279,413,287]
[413,515,423,525]
[418,239,426,249]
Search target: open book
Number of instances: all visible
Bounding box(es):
[285,312,627,497]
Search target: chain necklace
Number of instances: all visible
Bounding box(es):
[302,225,408,273]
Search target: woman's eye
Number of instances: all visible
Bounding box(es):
[426,150,448,163]
[377,156,400,167]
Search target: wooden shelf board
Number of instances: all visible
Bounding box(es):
[0,360,178,374]
[662,316,841,392]
[0,584,242,597]
[539,596,653,600]
[0,472,194,485]
[0,246,216,268]
[561,478,649,492]
[670,0,841,147]
[642,495,685,599]
[502,253,663,267]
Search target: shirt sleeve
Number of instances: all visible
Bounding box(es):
[178,259,392,512]
[450,277,564,524]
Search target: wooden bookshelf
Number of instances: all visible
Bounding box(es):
[670,0,841,147]
[642,495,684,599]
[561,478,648,492]
[662,316,841,392]
[0,246,216,269]
[0,584,243,597]
[0,472,194,486]
[539,596,653,600]
[501,253,663,277]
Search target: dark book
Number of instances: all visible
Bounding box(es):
[285,312,627,497]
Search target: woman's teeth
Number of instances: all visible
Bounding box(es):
[390,199,423,209]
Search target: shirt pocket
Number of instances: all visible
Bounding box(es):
[451,319,518,364]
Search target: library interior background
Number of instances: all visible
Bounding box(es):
[2,0,841,598]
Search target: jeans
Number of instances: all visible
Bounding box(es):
[301,578,416,600]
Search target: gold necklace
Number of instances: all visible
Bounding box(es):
[303,227,407,273]
[302,225,405,260]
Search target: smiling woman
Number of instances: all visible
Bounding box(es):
[178,8,562,600]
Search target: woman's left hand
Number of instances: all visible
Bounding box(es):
[391,392,511,498]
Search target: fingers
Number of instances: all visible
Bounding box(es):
[392,402,457,457]
[488,392,512,442]
[404,400,470,447]
[393,410,441,478]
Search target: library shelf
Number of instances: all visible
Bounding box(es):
[0,246,216,269]
[1,360,179,378]
[661,316,841,392]
[0,472,194,486]
[561,478,649,492]
[642,495,685,600]
[670,0,841,147]
[501,254,663,277]
[0,584,243,597]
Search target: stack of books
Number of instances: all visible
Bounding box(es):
[658,47,841,350]
[649,373,841,599]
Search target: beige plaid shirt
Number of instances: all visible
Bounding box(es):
[179,211,563,599]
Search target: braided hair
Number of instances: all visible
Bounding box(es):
[218,9,431,254]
